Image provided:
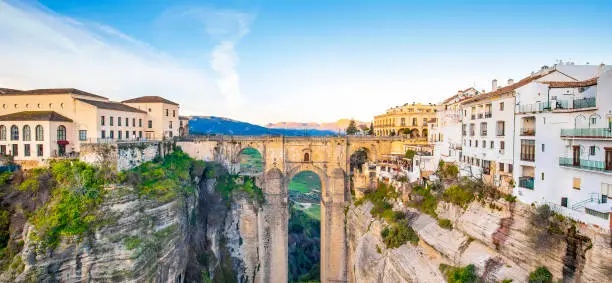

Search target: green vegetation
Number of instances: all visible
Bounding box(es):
[381,219,419,248]
[437,218,452,230]
[409,186,438,218]
[345,119,359,135]
[0,209,9,251]
[437,160,459,180]
[303,204,321,221]
[289,171,321,193]
[404,149,416,159]
[238,148,263,173]
[442,185,475,208]
[528,266,552,283]
[530,205,564,250]
[439,264,481,283]
[288,203,320,282]
[0,172,12,186]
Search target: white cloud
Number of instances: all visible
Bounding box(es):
[0,1,225,117]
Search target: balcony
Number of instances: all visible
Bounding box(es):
[484,112,492,118]
[559,157,611,173]
[560,128,612,139]
[477,113,483,119]
[554,97,596,111]
[518,176,534,190]
[520,128,535,136]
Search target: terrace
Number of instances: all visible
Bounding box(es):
[560,128,612,139]
[559,157,612,173]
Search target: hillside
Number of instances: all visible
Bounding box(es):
[267,119,369,133]
[188,116,337,136]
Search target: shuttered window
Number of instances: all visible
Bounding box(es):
[573,177,581,190]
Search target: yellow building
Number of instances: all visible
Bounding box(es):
[373,103,437,137]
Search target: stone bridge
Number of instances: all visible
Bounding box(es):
[178,135,426,282]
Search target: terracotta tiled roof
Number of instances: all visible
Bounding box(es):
[179,116,190,120]
[0,88,107,100]
[76,98,147,113]
[0,111,73,122]
[462,69,556,104]
[122,96,178,106]
[541,77,598,88]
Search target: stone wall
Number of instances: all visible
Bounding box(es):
[80,141,173,171]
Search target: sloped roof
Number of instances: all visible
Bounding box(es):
[0,88,107,100]
[76,98,147,113]
[462,69,556,104]
[541,77,598,88]
[0,111,73,122]
[122,96,178,106]
[0,88,22,94]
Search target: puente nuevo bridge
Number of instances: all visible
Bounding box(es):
[178,135,425,283]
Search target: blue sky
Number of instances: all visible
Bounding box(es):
[1,0,611,125]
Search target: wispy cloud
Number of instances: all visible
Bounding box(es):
[0,0,224,116]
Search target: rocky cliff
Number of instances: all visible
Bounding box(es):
[347,198,612,282]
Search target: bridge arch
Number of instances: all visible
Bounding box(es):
[236,146,264,175]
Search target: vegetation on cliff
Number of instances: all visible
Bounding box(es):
[439,264,481,283]
[288,202,320,282]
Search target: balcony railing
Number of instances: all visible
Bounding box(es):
[560,128,612,139]
[520,128,535,136]
[518,176,534,189]
[555,97,596,111]
[484,112,492,118]
[496,130,505,136]
[477,113,483,119]
[559,157,610,172]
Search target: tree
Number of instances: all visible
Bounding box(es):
[346,120,359,135]
[368,123,374,135]
[405,149,416,159]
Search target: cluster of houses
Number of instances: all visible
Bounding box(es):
[427,62,611,229]
[0,88,189,168]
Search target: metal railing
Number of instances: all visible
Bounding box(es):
[555,97,596,111]
[484,112,492,118]
[560,128,612,139]
[520,128,535,136]
[559,157,609,172]
[518,176,534,189]
[571,193,602,210]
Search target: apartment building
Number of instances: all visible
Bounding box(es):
[458,80,516,192]
[513,64,611,228]
[179,116,190,137]
[122,96,180,140]
[0,88,178,168]
[373,103,437,137]
[430,87,479,164]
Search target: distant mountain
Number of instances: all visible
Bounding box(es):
[188,116,337,136]
[267,119,369,133]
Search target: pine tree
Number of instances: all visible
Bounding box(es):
[346,120,359,135]
[368,122,374,135]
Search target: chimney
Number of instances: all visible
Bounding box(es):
[492,79,498,91]
[507,78,514,85]
[599,63,606,74]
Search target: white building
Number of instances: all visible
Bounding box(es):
[513,64,611,229]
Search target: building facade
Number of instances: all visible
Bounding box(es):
[373,103,437,137]
[122,96,180,140]
[0,89,179,168]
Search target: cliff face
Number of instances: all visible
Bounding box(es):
[0,171,263,283]
[347,199,612,283]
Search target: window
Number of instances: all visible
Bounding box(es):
[475,140,479,147]
[573,177,581,190]
[173,110,176,117]
[125,131,129,139]
[139,131,142,138]
[118,117,122,126]
[589,146,596,156]
[101,116,105,126]
[490,141,494,149]
[482,140,486,148]
[148,108,151,112]
[508,164,513,173]
[590,117,597,125]
[110,116,114,126]
[57,125,66,140]
[469,140,472,146]
[133,118,136,127]
[101,130,106,139]
[35,125,43,141]
[125,117,129,127]
[500,141,505,150]
[37,144,43,156]
[561,197,568,208]
[166,109,169,116]
[79,130,87,141]
[541,172,544,180]
[110,130,114,139]
[169,121,173,129]
[12,144,18,156]
[496,121,505,136]
[0,145,5,155]
[542,144,545,152]
[480,122,487,136]
[118,131,122,140]
[499,102,504,111]
[499,162,504,172]
[132,131,136,137]
[148,120,152,128]
[0,126,5,141]
[23,125,31,141]
[10,125,18,141]
[24,144,30,157]
[520,140,535,161]
[139,119,142,127]
[412,118,417,126]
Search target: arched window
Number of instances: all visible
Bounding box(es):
[10,125,18,141]
[304,152,310,162]
[57,125,66,141]
[23,125,31,141]
[0,126,5,140]
[35,125,44,141]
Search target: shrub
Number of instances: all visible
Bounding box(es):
[410,186,439,218]
[381,219,419,248]
[404,149,416,159]
[0,172,12,186]
[528,266,552,283]
[442,185,474,208]
[439,264,481,283]
[504,194,517,203]
[438,218,452,229]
